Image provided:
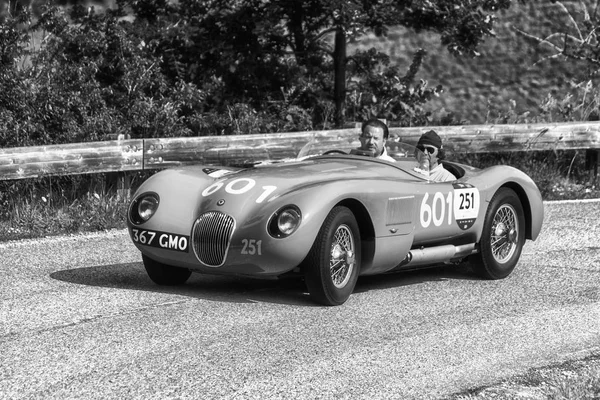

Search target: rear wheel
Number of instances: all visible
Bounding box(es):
[303,206,361,306]
[471,188,525,279]
[142,254,192,285]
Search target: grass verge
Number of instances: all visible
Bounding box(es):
[0,173,135,242]
[451,353,600,400]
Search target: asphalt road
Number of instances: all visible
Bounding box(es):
[1,200,599,399]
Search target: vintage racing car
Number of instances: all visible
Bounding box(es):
[127,140,544,306]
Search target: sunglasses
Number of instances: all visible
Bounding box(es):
[417,145,437,154]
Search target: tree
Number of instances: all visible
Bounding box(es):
[276,0,513,125]
[216,1,509,125]
[119,0,513,127]
[516,1,600,69]
[0,1,31,69]
[514,1,600,122]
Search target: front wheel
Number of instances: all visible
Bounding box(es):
[471,188,525,279]
[142,254,192,285]
[303,206,361,306]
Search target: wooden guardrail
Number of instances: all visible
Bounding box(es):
[0,140,144,181]
[1,122,599,181]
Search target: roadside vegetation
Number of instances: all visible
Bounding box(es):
[0,174,131,241]
[453,354,600,400]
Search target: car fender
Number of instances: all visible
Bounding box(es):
[267,179,418,275]
[466,165,544,242]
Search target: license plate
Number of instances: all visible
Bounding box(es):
[131,228,189,252]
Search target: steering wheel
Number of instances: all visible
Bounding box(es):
[322,150,347,155]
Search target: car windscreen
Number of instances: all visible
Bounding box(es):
[297,139,432,180]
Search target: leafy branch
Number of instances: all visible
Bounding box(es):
[515,1,600,67]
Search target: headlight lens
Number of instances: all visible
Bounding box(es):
[269,206,301,238]
[138,197,159,221]
[130,193,159,225]
[278,209,301,235]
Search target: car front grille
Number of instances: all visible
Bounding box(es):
[192,211,236,267]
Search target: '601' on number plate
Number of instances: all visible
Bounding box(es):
[131,228,189,252]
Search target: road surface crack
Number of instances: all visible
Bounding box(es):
[0,299,190,342]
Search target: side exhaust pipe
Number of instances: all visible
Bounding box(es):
[399,243,477,268]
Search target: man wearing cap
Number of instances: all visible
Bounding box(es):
[414,130,456,182]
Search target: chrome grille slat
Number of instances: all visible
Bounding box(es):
[192,211,235,267]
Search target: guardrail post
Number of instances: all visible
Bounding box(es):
[105,171,132,202]
[586,149,599,186]
[105,133,133,202]
[116,171,131,202]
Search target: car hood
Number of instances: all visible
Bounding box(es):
[203,156,422,192]
[131,156,417,226]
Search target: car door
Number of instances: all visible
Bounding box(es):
[412,180,481,246]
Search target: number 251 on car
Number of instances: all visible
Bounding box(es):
[419,186,480,230]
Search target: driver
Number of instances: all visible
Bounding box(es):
[414,130,456,182]
[358,119,395,162]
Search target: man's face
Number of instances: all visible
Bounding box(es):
[416,144,440,169]
[359,126,386,155]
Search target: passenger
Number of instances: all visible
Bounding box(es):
[414,130,456,182]
[357,119,395,162]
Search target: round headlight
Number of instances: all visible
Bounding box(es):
[269,206,302,238]
[278,209,301,235]
[130,193,159,225]
[138,196,159,221]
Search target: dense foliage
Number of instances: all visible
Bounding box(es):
[1,0,513,147]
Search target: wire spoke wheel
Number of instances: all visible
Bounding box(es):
[303,206,361,306]
[490,204,519,263]
[329,224,356,289]
[471,188,525,280]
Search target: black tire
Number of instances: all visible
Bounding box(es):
[303,206,361,306]
[471,188,525,279]
[142,254,192,285]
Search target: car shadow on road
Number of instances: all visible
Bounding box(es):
[50,261,479,307]
[50,262,314,306]
[354,263,477,294]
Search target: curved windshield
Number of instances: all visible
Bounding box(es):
[296,135,360,159]
[296,137,431,179]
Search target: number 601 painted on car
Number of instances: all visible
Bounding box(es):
[420,187,480,229]
[202,178,277,204]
